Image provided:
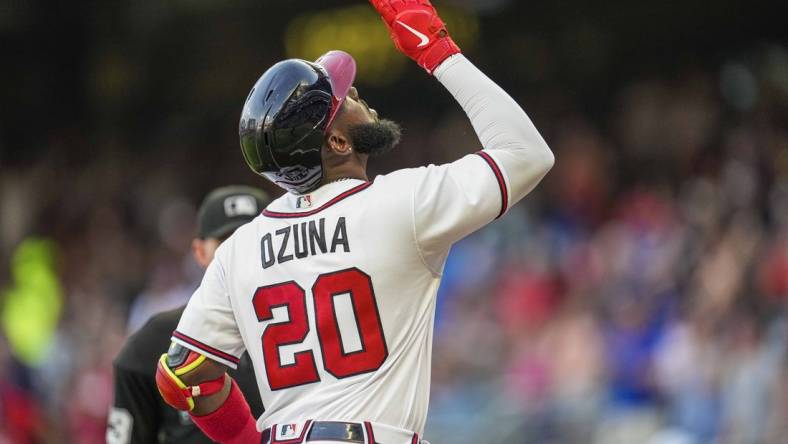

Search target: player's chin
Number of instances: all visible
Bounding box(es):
[349,119,402,157]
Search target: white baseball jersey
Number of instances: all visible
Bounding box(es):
[173,54,554,435]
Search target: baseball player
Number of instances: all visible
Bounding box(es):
[108,186,268,443]
[155,1,555,443]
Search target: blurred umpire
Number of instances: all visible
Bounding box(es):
[107,186,269,444]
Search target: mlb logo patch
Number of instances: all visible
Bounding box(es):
[296,195,313,208]
[277,423,300,439]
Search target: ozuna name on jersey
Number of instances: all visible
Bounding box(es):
[260,217,350,269]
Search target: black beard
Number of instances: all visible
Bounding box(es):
[348,119,402,157]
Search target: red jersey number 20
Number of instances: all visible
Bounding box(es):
[252,267,388,390]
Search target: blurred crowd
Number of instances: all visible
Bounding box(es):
[425,52,788,443]
[2,43,788,444]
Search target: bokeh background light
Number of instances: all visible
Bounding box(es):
[284,4,478,85]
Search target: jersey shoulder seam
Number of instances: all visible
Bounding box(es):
[212,245,234,309]
[410,170,442,277]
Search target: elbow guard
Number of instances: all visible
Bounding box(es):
[155,343,226,411]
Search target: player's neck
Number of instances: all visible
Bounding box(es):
[320,164,368,186]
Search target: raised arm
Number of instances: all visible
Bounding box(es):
[435,54,554,205]
[369,0,553,203]
[370,0,554,270]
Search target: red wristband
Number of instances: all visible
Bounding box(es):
[190,379,261,444]
[419,36,460,74]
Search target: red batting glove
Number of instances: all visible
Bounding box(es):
[369,0,461,74]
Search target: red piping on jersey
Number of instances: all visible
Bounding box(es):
[172,331,240,365]
[271,420,312,443]
[412,432,420,444]
[364,421,376,444]
[475,151,508,219]
[262,182,372,218]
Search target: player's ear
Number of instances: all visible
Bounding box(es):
[325,127,353,157]
[192,239,210,268]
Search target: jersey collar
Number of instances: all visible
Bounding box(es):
[263,179,371,218]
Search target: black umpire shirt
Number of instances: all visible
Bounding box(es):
[109,306,263,444]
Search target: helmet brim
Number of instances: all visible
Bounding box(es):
[314,50,357,129]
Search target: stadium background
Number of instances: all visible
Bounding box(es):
[1,0,787,442]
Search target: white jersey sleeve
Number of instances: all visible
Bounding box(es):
[409,54,554,272]
[172,247,245,369]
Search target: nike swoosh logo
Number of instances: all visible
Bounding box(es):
[396,20,430,48]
